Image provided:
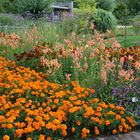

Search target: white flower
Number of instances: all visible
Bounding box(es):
[132,97,138,103]
[82,35,85,38]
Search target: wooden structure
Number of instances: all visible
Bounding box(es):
[50,2,73,22]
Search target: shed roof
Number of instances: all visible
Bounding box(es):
[50,2,73,10]
[50,5,70,10]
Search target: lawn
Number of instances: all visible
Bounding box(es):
[116,35,140,47]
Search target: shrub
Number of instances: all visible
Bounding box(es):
[97,0,116,12]
[91,9,117,32]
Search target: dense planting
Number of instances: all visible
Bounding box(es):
[0,57,137,140]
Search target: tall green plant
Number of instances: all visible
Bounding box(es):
[97,0,116,12]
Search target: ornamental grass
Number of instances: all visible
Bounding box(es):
[0,57,137,140]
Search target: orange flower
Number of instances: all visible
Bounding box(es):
[46,137,52,140]
[92,98,99,103]
[94,126,100,135]
[76,120,81,126]
[96,107,102,112]
[40,93,45,98]
[71,127,76,133]
[81,128,90,138]
[15,129,24,137]
[119,125,123,132]
[3,135,10,140]
[54,99,59,104]
[112,129,117,134]
[120,111,124,115]
[1,123,7,128]
[109,104,115,109]
[95,112,102,117]
[105,120,111,126]
[60,124,67,137]
[116,115,121,120]
[26,137,32,140]
[39,134,45,140]
[7,124,13,129]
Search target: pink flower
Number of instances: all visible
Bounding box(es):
[71,32,75,39]
[65,74,71,81]
[101,65,107,83]
[94,48,100,55]
[90,52,95,59]
[120,57,125,64]
[128,55,133,61]
[90,22,94,29]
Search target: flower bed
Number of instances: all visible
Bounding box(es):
[0,57,137,140]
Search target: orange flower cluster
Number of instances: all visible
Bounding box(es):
[0,32,20,49]
[0,57,137,139]
[119,47,140,68]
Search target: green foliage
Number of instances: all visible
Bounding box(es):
[97,0,116,12]
[116,0,140,16]
[132,15,140,35]
[127,0,140,15]
[61,8,95,34]
[74,0,96,9]
[91,9,117,32]
[113,1,129,22]
[13,0,53,18]
[0,0,8,12]
[0,14,15,26]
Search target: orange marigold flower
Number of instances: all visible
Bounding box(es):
[71,127,76,133]
[119,125,123,132]
[7,124,13,129]
[39,134,45,140]
[26,137,32,140]
[109,104,115,109]
[3,135,10,140]
[40,93,45,98]
[81,128,90,138]
[105,120,111,126]
[92,98,99,103]
[1,123,7,128]
[46,136,52,140]
[95,112,102,117]
[94,126,100,135]
[15,129,23,137]
[76,120,81,126]
[112,129,117,134]
[116,115,121,120]
[120,111,124,115]
[96,107,102,112]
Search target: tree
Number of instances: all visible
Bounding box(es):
[113,1,129,22]
[127,0,140,15]
[15,0,53,18]
[97,0,116,12]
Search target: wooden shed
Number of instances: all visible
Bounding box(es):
[50,2,73,22]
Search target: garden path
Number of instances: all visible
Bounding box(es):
[87,130,140,140]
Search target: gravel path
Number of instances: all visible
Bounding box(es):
[88,130,140,140]
[65,130,140,140]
